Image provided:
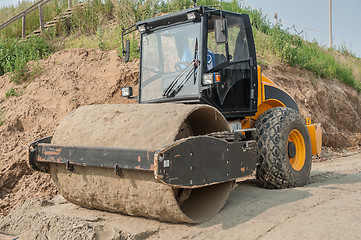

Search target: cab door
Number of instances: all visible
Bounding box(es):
[202,12,258,119]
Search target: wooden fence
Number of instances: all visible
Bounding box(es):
[0,0,73,38]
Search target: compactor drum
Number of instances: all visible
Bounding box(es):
[29,5,322,223]
[49,104,233,223]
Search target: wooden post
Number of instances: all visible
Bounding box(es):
[22,15,26,38]
[39,4,44,31]
[68,0,72,9]
[329,0,333,49]
[274,13,278,26]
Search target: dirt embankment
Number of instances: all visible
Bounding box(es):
[0,49,138,216]
[263,64,361,148]
[0,48,360,218]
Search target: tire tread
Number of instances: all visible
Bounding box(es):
[255,107,311,189]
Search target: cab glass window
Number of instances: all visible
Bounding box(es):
[207,14,250,71]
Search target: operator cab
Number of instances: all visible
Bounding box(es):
[123,6,258,119]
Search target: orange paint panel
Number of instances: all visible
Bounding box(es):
[261,74,276,85]
[307,123,322,156]
[43,150,60,156]
[257,66,262,106]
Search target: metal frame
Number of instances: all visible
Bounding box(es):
[138,16,204,104]
[155,136,257,188]
[129,6,259,119]
[29,133,257,188]
[29,137,155,175]
[29,136,52,173]
[199,11,258,118]
[121,24,136,56]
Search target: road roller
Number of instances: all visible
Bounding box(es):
[29,5,322,223]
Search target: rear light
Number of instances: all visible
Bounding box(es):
[215,73,221,82]
[120,87,133,97]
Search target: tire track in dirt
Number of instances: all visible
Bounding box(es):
[0,154,360,240]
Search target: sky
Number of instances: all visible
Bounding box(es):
[0,0,21,8]
[1,0,360,57]
[244,0,361,57]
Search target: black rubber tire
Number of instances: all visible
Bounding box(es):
[255,107,312,189]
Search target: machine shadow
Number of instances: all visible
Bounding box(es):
[198,178,312,230]
[307,169,361,188]
[199,169,361,230]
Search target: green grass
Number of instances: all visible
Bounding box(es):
[0,36,52,82]
[5,87,22,98]
[0,0,360,91]
[62,0,192,58]
[338,43,357,58]
[198,0,361,91]
[0,0,69,38]
[254,25,360,90]
[0,109,5,126]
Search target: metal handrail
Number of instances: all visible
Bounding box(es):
[0,0,51,31]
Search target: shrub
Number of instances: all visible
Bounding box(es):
[0,36,52,82]
[5,87,22,98]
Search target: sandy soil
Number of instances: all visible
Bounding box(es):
[262,64,361,148]
[1,152,361,240]
[0,49,138,215]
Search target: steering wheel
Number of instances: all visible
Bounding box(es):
[175,61,191,71]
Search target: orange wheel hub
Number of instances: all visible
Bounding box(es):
[288,129,306,171]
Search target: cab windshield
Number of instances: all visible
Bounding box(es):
[140,23,201,102]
